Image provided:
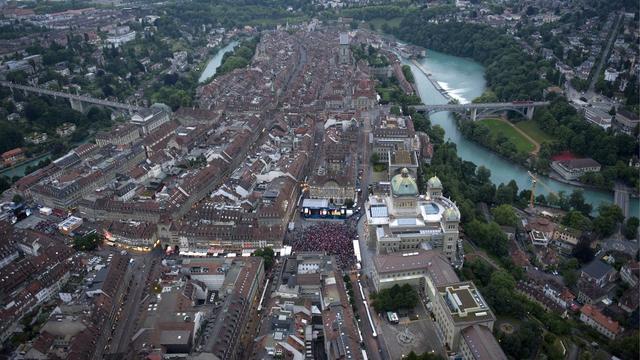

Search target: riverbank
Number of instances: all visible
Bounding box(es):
[410,59,453,102]
[197,40,240,84]
[0,152,52,178]
[402,48,639,217]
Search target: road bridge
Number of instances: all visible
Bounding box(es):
[411,101,550,121]
[0,81,145,113]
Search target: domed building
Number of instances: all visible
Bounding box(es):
[366,170,461,263]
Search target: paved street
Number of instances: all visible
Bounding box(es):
[108,250,161,356]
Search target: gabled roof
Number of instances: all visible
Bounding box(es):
[580,304,621,334]
[581,259,614,280]
[462,325,508,360]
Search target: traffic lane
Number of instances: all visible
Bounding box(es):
[113,266,147,353]
[350,273,383,360]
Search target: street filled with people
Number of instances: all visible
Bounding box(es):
[291,222,357,269]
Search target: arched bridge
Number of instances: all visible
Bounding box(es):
[411,101,550,121]
[0,81,145,113]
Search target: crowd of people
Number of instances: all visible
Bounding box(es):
[291,222,357,269]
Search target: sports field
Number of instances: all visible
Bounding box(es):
[479,118,537,154]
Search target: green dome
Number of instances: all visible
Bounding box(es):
[391,168,418,197]
[427,176,442,189]
[443,207,460,222]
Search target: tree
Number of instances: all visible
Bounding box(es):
[569,190,592,215]
[559,258,580,288]
[464,220,508,257]
[371,284,418,312]
[0,123,24,153]
[476,166,491,184]
[562,210,593,231]
[370,153,380,164]
[0,176,10,194]
[401,64,415,83]
[498,320,542,359]
[492,204,517,226]
[344,198,355,209]
[72,233,104,251]
[623,217,639,240]
[12,194,23,204]
[593,204,624,237]
[390,105,401,115]
[253,247,275,269]
[611,334,640,360]
[572,236,595,264]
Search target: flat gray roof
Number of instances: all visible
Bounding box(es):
[159,330,191,345]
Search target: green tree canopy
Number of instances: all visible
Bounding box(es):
[593,204,624,237]
[253,247,275,269]
[371,284,418,312]
[623,217,639,240]
[492,204,517,226]
[73,233,104,251]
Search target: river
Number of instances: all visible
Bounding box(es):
[1,152,52,178]
[198,41,239,83]
[405,49,639,217]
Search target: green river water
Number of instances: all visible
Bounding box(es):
[406,49,639,217]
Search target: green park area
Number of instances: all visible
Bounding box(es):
[367,17,403,31]
[515,119,555,144]
[478,118,536,154]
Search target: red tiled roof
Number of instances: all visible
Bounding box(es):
[580,304,621,335]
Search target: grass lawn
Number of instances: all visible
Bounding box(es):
[366,17,403,30]
[515,119,555,144]
[373,163,388,172]
[479,118,536,153]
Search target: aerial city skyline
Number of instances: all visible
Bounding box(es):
[0,0,638,360]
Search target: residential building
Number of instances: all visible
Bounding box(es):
[551,158,601,181]
[2,148,25,166]
[102,221,157,252]
[516,281,568,317]
[543,282,576,309]
[604,68,619,82]
[105,31,136,47]
[619,261,639,287]
[56,122,76,137]
[614,108,640,134]
[551,226,580,254]
[529,230,549,247]
[579,304,622,339]
[584,108,612,129]
[580,259,616,288]
[618,285,639,314]
[95,124,140,147]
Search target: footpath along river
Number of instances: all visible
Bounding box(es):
[404,49,639,217]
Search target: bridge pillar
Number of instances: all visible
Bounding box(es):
[526,106,535,120]
[69,98,84,112]
[471,108,477,121]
